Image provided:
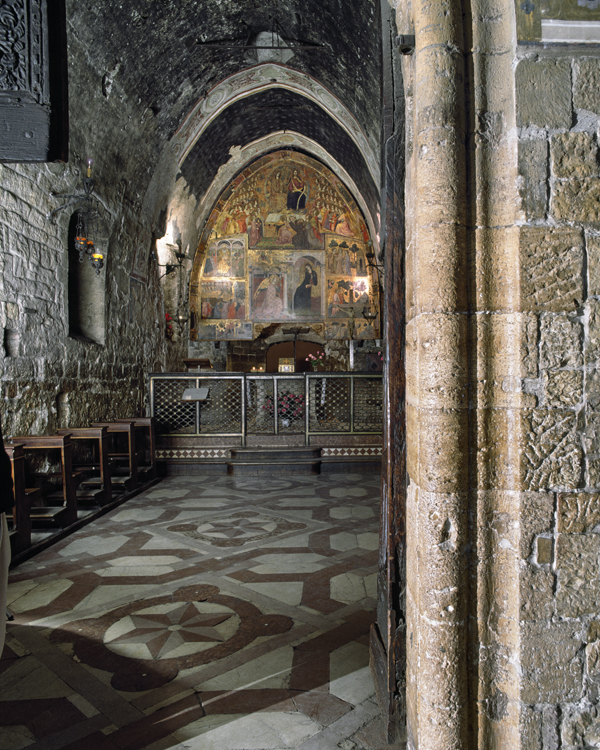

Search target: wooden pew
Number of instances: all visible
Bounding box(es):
[8,434,78,527]
[5,443,33,554]
[56,426,112,507]
[91,421,138,491]
[114,417,157,482]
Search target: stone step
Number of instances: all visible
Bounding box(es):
[229,446,321,462]
[227,446,321,476]
[226,459,321,476]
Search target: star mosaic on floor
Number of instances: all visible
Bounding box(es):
[2,472,401,750]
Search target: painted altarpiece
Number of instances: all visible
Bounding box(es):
[190,151,380,341]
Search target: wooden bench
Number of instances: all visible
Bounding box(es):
[91,421,138,491]
[5,443,33,554]
[56,426,112,507]
[8,434,78,527]
[114,417,157,482]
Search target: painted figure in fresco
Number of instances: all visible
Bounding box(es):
[277,218,295,246]
[248,215,263,247]
[343,248,351,275]
[294,263,318,313]
[272,171,284,194]
[217,243,230,275]
[307,209,322,245]
[287,169,307,211]
[231,243,245,277]
[336,213,353,237]
[254,274,284,318]
[289,219,310,248]
[328,280,351,318]
[204,248,217,276]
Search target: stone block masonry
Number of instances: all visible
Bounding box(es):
[0,160,177,437]
[517,48,600,749]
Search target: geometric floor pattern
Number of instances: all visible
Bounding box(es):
[1,472,399,750]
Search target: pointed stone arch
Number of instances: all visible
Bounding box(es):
[172,63,380,187]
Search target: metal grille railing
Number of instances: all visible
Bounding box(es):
[353,377,384,431]
[308,377,351,432]
[153,378,197,434]
[197,377,243,435]
[149,372,383,445]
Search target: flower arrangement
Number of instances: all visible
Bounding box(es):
[165,312,174,338]
[263,391,304,421]
[306,352,326,370]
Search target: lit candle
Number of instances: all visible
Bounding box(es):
[92,254,103,260]
[86,157,94,177]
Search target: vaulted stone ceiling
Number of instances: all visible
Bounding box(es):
[66,0,382,233]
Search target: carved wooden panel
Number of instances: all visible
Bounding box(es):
[0,0,68,162]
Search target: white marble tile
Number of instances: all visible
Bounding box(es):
[364,572,377,599]
[102,614,137,641]
[250,553,326,575]
[277,498,322,507]
[280,509,314,519]
[329,486,368,498]
[1,725,35,750]
[105,640,154,660]
[357,532,379,551]
[330,532,358,551]
[329,643,375,705]
[99,565,175,577]
[73,584,159,611]
[330,572,375,605]
[240,581,304,606]
[174,712,321,749]
[141,689,196,717]
[175,498,228,508]
[196,645,294,691]
[109,508,165,522]
[6,579,38,604]
[67,693,100,718]
[232,479,293,491]
[58,534,131,557]
[9,579,73,613]
[3,633,30,657]
[145,489,190,499]
[0,656,74,700]
[260,533,312,549]
[104,601,241,661]
[330,506,375,520]
[140,536,198,551]
[170,511,223,521]
[109,555,181,567]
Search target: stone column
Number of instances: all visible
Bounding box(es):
[467,0,521,746]
[403,0,521,747]
[406,0,471,746]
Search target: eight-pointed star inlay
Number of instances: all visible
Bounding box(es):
[104,602,239,660]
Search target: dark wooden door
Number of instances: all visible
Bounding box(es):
[369,4,407,743]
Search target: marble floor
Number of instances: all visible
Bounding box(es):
[1,472,401,750]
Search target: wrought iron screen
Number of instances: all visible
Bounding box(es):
[149,372,383,445]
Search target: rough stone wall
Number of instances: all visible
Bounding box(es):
[0,160,178,437]
[517,49,600,748]
[395,14,600,748]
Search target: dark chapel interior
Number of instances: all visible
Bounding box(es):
[4,0,600,747]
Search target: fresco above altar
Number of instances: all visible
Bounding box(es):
[190,150,379,341]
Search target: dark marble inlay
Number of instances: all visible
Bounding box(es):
[167,510,307,548]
